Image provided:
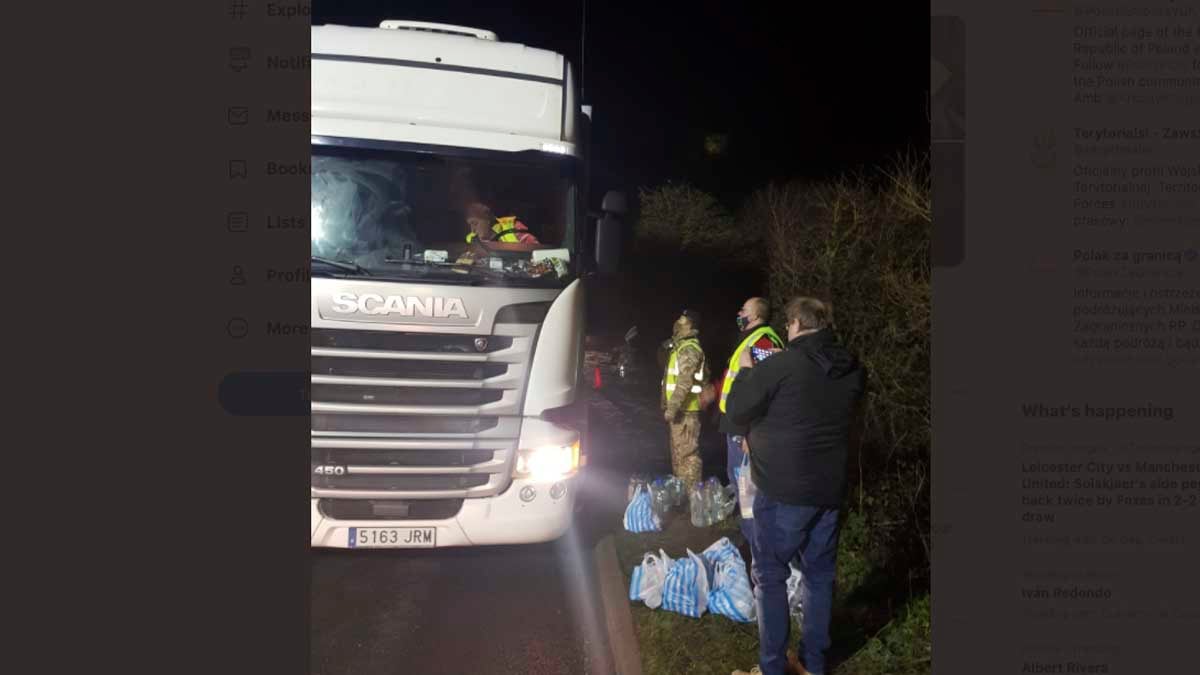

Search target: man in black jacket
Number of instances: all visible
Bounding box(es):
[726,297,866,675]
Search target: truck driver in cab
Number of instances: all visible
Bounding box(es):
[464,201,541,246]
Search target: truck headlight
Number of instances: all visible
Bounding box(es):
[513,441,581,481]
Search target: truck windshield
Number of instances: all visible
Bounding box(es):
[311,142,580,287]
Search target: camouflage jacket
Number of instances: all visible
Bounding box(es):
[662,330,707,417]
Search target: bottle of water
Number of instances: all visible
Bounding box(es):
[628,474,650,502]
[705,480,715,523]
[700,479,712,525]
[650,478,668,520]
[720,484,738,519]
[669,476,685,507]
[689,483,706,527]
[713,480,733,522]
[704,477,722,525]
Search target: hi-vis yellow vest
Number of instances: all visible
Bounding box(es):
[466,216,522,243]
[719,326,784,413]
[663,338,704,412]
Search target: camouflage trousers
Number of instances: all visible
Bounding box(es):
[668,413,702,486]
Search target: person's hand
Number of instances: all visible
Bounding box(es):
[663,409,676,424]
[738,349,755,370]
[741,437,750,454]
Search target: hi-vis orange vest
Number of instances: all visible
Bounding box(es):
[466,216,528,243]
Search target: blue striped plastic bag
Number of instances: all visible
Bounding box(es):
[623,484,661,533]
[708,559,756,622]
[628,549,673,609]
[701,537,741,567]
[660,549,709,618]
[703,537,756,622]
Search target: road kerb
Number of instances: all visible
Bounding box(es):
[594,533,643,675]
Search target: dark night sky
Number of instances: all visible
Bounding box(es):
[313,1,930,207]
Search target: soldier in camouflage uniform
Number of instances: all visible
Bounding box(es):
[661,309,708,486]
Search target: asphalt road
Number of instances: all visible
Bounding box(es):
[310,376,654,675]
[309,352,734,675]
[310,533,613,675]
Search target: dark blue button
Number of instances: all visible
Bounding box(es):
[219,371,309,416]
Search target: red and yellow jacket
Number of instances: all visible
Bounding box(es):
[466,216,540,244]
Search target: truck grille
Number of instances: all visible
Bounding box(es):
[313,473,491,492]
[311,357,507,380]
[312,447,494,467]
[312,414,498,435]
[310,324,535,504]
[312,328,513,353]
[311,384,504,407]
[318,498,465,521]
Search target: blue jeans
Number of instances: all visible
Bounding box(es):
[726,434,753,545]
[750,493,840,675]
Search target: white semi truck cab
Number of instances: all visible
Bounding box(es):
[310,20,624,548]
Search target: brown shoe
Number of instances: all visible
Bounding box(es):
[786,650,813,675]
[732,661,808,675]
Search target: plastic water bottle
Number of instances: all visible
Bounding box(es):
[689,483,706,527]
[704,477,723,525]
[701,482,714,526]
[650,478,668,519]
[700,480,713,525]
[711,480,733,522]
[712,484,726,523]
[627,474,648,502]
[668,476,685,507]
[720,484,738,519]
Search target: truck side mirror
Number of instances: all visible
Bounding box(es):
[594,213,622,277]
[593,190,627,276]
[601,190,628,216]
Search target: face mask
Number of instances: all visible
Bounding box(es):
[735,314,749,331]
[674,319,689,335]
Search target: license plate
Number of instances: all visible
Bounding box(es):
[348,527,436,548]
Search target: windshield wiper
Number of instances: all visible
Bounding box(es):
[311,256,370,276]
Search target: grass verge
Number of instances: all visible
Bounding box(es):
[614,510,930,674]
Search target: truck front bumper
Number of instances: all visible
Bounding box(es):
[311,474,578,548]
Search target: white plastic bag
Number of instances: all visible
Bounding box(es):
[703,537,756,622]
[701,536,741,567]
[628,549,673,609]
[660,548,710,618]
[710,559,757,622]
[623,484,661,533]
[736,454,757,520]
